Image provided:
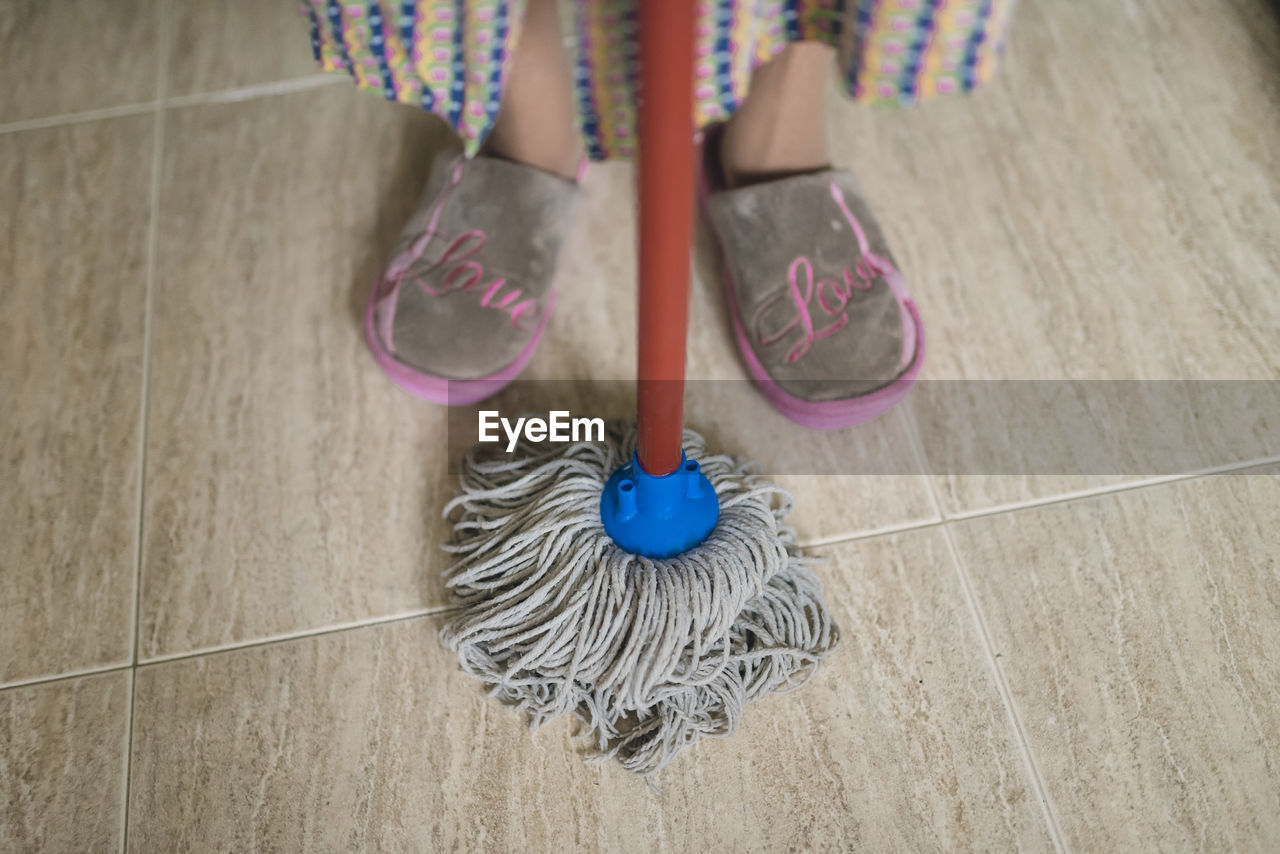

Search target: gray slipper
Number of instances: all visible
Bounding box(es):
[365,153,580,405]
[700,138,925,429]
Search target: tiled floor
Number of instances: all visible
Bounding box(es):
[2,0,1279,851]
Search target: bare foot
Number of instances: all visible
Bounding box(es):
[719,42,834,188]
[483,0,584,180]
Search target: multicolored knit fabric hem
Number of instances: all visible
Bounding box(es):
[304,0,1017,161]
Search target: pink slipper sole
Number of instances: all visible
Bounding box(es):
[363,284,557,406]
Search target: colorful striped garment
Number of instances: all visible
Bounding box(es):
[304,0,1017,160]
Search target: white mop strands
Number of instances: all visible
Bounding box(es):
[439,420,840,775]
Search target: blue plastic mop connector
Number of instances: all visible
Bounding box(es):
[600,451,719,559]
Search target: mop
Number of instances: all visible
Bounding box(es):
[438,0,840,775]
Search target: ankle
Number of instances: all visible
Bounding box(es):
[482,130,584,182]
[720,148,830,189]
[718,42,832,188]
[718,124,829,189]
[479,0,581,181]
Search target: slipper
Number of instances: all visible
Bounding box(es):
[365,153,580,405]
[698,130,925,430]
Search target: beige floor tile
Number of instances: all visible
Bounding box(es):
[949,467,1280,851]
[827,0,1280,513]
[140,88,459,659]
[128,529,1054,852]
[693,396,939,545]
[0,0,160,123]
[0,116,153,684]
[0,670,130,852]
[167,0,322,97]
[799,528,1055,850]
[771,471,937,544]
[906,377,1280,518]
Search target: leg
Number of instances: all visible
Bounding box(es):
[719,42,833,188]
[483,0,584,180]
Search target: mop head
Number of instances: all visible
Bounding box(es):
[439,420,840,775]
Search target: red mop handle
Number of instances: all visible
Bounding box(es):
[635,0,697,478]
[634,0,696,478]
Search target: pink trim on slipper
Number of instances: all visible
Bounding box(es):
[363,279,555,406]
[698,153,926,431]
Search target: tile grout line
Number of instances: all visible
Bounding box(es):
[0,76,345,137]
[0,101,160,136]
[906,399,1070,851]
[901,404,947,521]
[798,407,945,550]
[0,662,134,693]
[164,74,345,108]
[135,606,461,667]
[118,668,137,854]
[0,610,466,691]
[122,0,172,848]
[942,453,1280,521]
[805,452,1280,552]
[127,6,169,689]
[939,522,1070,853]
[0,607,462,692]
[799,515,943,550]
